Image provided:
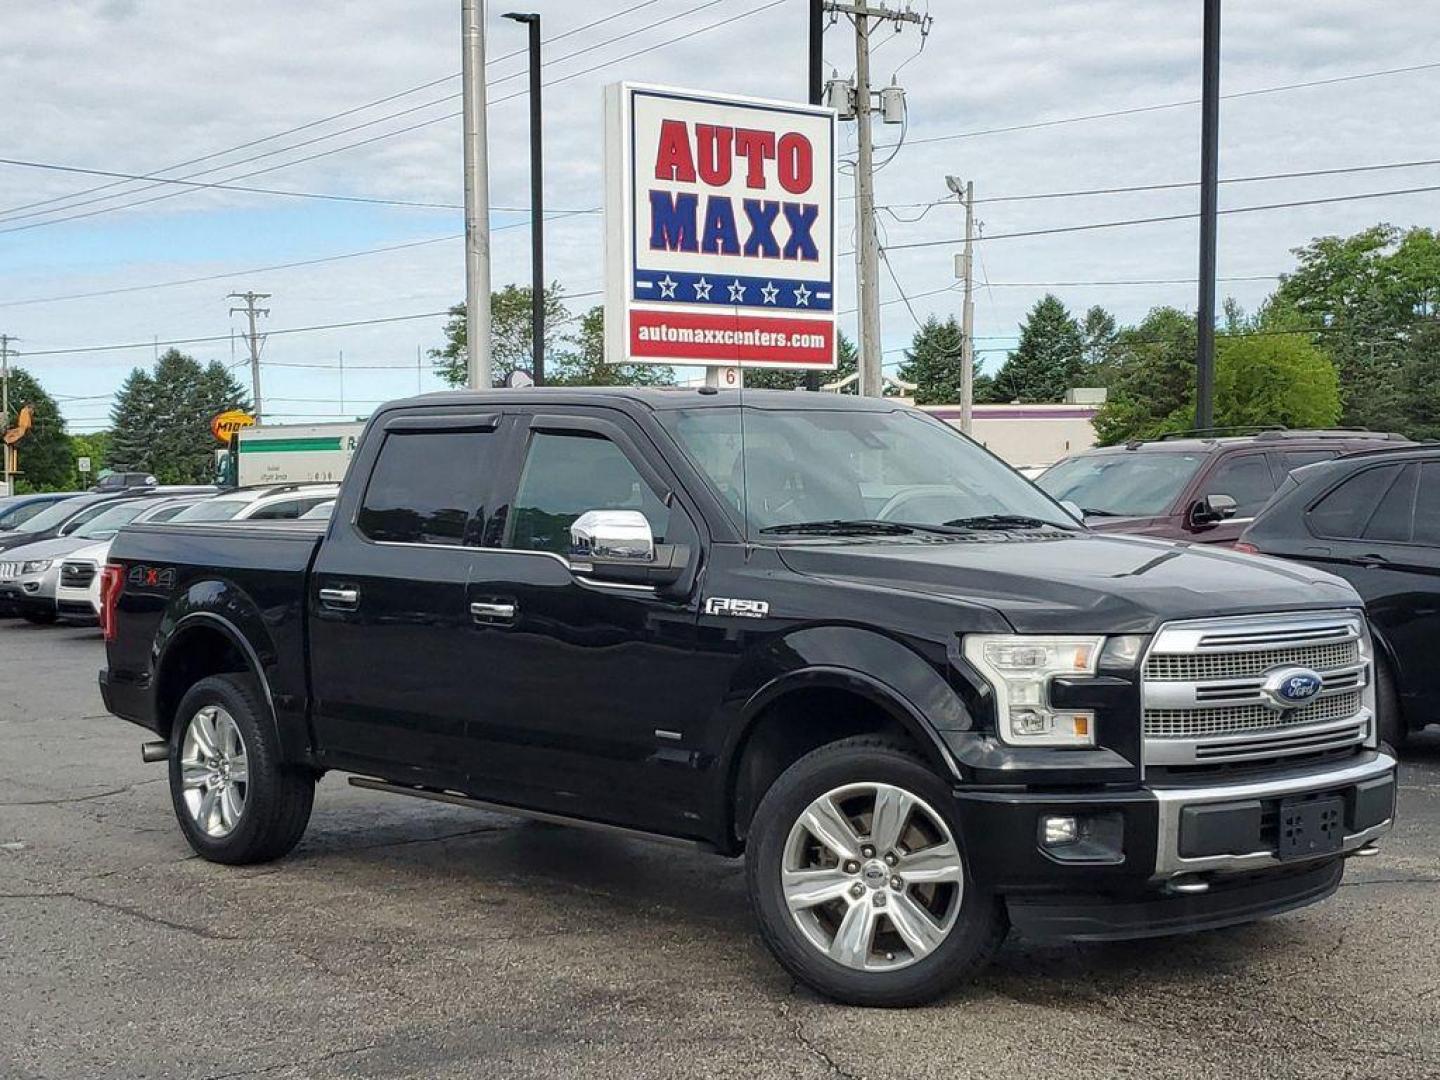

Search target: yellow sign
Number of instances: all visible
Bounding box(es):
[211,409,256,444]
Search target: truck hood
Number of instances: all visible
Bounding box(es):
[0,534,95,563]
[774,531,1359,634]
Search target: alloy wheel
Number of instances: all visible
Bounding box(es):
[179,705,248,838]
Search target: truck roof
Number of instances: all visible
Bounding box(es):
[386,386,902,414]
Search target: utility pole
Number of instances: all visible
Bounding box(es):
[462,0,494,390]
[1,334,14,494]
[947,177,976,435]
[228,291,270,423]
[805,0,824,392]
[826,2,925,398]
[1195,0,1221,429]
[504,12,545,386]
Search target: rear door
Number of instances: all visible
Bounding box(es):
[1304,460,1440,720]
[308,411,501,786]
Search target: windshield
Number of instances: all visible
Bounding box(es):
[660,406,1074,535]
[15,496,97,534]
[1037,451,1206,517]
[170,498,251,523]
[73,501,149,539]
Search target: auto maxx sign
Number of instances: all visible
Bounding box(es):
[604,83,836,369]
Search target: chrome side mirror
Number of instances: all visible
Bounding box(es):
[570,509,655,563]
[1191,492,1238,527]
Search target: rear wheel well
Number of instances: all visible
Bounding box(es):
[728,687,930,850]
[155,625,254,738]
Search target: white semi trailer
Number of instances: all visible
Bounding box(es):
[229,422,365,487]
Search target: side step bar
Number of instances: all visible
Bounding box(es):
[346,776,712,852]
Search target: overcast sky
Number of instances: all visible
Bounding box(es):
[1,0,1436,432]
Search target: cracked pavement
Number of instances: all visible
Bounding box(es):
[2,621,1438,1079]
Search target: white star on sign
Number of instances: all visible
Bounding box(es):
[793,284,812,307]
[760,281,780,305]
[727,279,747,303]
[693,276,712,301]
[658,275,679,298]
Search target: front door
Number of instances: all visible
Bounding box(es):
[308,412,502,787]
[1186,451,1277,544]
[461,410,708,836]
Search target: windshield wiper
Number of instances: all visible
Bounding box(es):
[1078,507,1122,518]
[941,514,1068,531]
[758,519,918,536]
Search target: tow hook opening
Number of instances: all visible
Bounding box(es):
[140,740,168,764]
[1350,841,1381,858]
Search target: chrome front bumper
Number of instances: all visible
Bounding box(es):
[1151,751,1396,879]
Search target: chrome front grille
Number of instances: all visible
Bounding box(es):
[1142,611,1373,767]
[61,562,97,588]
[0,560,19,580]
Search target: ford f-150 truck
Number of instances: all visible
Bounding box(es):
[99,388,1397,1006]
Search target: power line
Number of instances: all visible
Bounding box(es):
[0,207,600,309]
[873,183,1440,253]
[870,157,1440,212]
[0,0,751,234]
[877,59,1440,150]
[0,0,669,222]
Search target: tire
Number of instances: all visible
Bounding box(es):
[745,736,1006,1007]
[168,674,315,865]
[22,608,57,625]
[1375,654,1407,754]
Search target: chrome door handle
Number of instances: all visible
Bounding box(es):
[470,600,516,622]
[319,586,359,609]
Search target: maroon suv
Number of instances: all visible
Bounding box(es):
[1037,428,1408,546]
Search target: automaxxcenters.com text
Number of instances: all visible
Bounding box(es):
[636,323,827,351]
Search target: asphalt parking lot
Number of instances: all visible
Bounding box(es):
[2,621,1438,1080]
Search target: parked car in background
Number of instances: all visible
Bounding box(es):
[1,494,209,623]
[51,496,210,621]
[1038,428,1407,546]
[166,484,339,525]
[299,499,335,521]
[0,492,84,532]
[1238,444,1439,749]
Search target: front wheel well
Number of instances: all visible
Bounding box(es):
[155,625,255,738]
[727,686,936,850]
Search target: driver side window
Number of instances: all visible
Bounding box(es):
[1201,454,1275,518]
[508,432,670,556]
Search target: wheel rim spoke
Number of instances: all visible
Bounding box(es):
[220,785,243,831]
[828,899,879,969]
[190,708,219,758]
[782,867,854,912]
[180,704,246,838]
[887,891,947,960]
[869,785,914,853]
[180,764,210,791]
[800,796,863,863]
[896,840,963,884]
[228,755,248,786]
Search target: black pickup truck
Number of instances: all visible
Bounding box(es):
[100,388,1397,1006]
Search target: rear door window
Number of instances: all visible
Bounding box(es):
[1412,461,1440,546]
[1362,464,1417,543]
[358,431,492,545]
[1201,454,1276,518]
[1280,449,1337,473]
[1307,465,1401,539]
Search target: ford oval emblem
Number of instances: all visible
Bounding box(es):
[1263,667,1324,709]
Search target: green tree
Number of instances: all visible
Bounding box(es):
[69,430,110,487]
[549,305,675,387]
[1397,320,1440,440]
[1091,307,1198,445]
[990,295,1086,402]
[1274,225,1440,431]
[743,330,858,391]
[897,315,964,405]
[2,367,71,491]
[431,284,573,387]
[1081,305,1119,384]
[1213,332,1340,430]
[106,350,249,483]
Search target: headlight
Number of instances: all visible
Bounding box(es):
[962,634,1103,746]
[21,559,52,574]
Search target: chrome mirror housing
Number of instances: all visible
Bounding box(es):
[570,509,655,563]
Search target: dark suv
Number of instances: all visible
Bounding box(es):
[1238,444,1439,748]
[1038,429,1407,546]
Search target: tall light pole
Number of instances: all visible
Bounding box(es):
[1195,0,1221,429]
[462,0,494,390]
[504,11,545,386]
